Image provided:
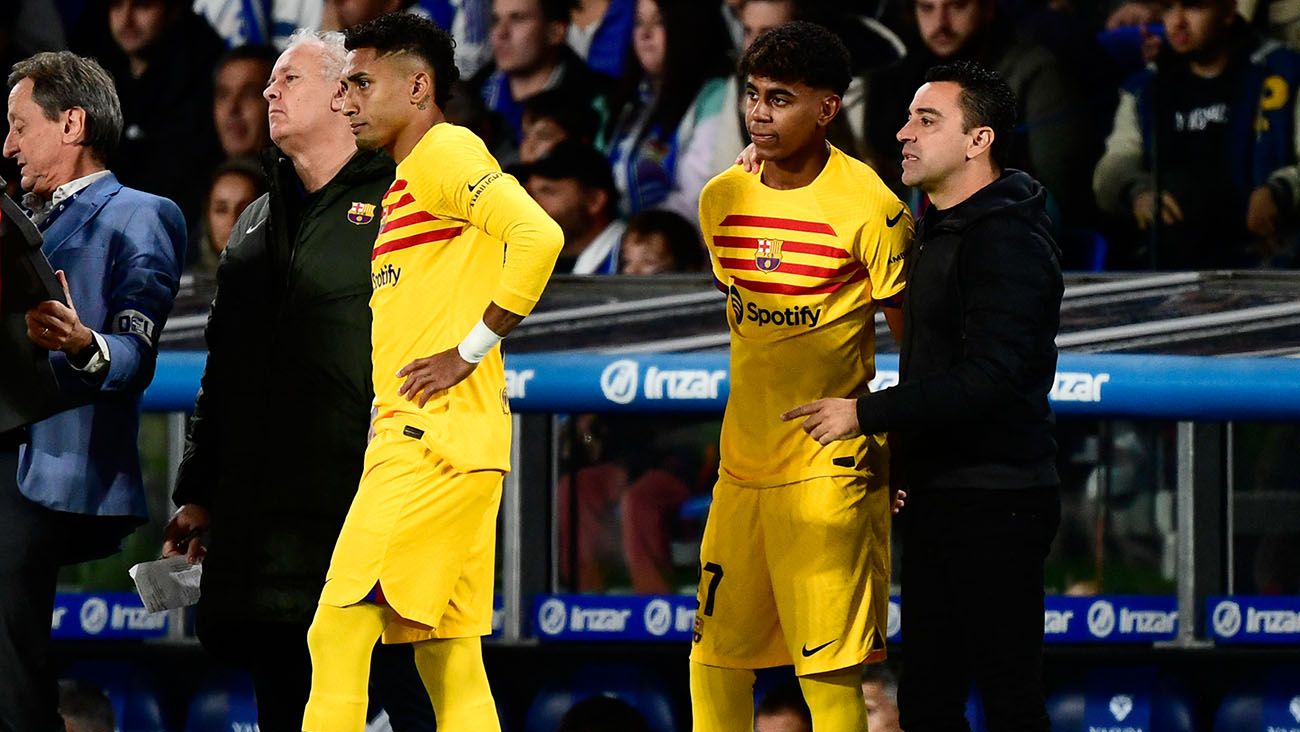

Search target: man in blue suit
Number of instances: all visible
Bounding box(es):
[0,51,185,731]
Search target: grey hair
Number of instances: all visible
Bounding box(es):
[8,51,123,163]
[285,29,349,80]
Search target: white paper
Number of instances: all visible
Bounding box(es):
[128,556,202,613]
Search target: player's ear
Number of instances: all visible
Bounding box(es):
[966,125,994,161]
[411,69,435,109]
[817,94,842,128]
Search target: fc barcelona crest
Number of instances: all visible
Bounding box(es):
[348,202,376,225]
[755,238,783,272]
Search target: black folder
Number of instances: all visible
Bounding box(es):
[0,184,67,434]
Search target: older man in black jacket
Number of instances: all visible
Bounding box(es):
[784,61,1063,732]
[160,30,434,732]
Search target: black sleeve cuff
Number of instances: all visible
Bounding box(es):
[857,390,893,435]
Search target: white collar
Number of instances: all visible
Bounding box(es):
[573,219,628,275]
[23,169,112,225]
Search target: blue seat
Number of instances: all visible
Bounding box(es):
[524,663,675,732]
[1214,665,1300,731]
[184,670,259,732]
[60,661,166,732]
[1047,666,1192,732]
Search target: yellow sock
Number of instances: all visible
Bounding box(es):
[302,603,388,732]
[412,636,501,732]
[798,667,868,732]
[690,661,756,732]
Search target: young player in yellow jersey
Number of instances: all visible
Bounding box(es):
[689,22,913,732]
[301,13,563,732]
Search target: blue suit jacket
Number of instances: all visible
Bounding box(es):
[17,173,185,520]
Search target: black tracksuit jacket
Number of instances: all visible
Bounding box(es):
[857,170,1064,491]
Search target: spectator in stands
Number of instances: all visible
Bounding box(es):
[1093,0,1300,268]
[603,0,734,222]
[618,209,705,274]
[58,680,114,732]
[558,413,629,591]
[864,0,1093,226]
[520,88,601,162]
[76,0,226,231]
[556,695,655,732]
[569,0,636,78]
[476,0,609,143]
[755,680,813,732]
[192,159,267,274]
[213,44,277,161]
[162,30,435,732]
[620,458,693,593]
[427,0,495,78]
[2,50,184,732]
[519,140,626,274]
[861,664,903,732]
[332,0,423,29]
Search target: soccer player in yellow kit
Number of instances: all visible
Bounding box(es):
[689,23,913,732]
[301,13,562,732]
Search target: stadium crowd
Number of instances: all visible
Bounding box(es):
[5,0,1300,272]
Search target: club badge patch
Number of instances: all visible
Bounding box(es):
[755,238,783,272]
[348,202,376,225]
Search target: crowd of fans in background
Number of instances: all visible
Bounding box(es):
[7,0,1300,273]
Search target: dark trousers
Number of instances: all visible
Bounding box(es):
[898,485,1060,732]
[0,449,132,732]
[198,619,439,731]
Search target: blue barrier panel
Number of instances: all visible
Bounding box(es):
[51,592,170,640]
[530,594,1177,644]
[1208,596,1300,644]
[1043,596,1179,643]
[147,351,1300,420]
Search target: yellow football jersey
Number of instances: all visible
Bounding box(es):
[370,123,562,472]
[700,146,913,488]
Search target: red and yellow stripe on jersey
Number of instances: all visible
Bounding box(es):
[370,123,562,472]
[699,145,914,488]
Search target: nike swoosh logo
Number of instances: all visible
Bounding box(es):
[245,218,266,235]
[886,207,905,228]
[801,639,837,657]
[467,172,493,192]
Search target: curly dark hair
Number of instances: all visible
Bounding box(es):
[923,60,1017,169]
[344,12,460,108]
[740,20,852,96]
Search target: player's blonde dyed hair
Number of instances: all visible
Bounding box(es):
[285,28,349,81]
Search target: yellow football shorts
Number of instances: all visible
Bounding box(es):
[319,425,502,643]
[689,474,891,676]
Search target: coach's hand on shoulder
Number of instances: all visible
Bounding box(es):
[734,144,762,174]
[397,347,476,407]
[781,398,862,444]
[162,504,211,564]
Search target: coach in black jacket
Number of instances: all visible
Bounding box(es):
[785,62,1063,732]
[161,33,434,732]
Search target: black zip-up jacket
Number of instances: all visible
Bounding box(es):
[173,148,394,625]
[856,171,1063,491]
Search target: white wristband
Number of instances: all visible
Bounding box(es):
[457,320,503,363]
